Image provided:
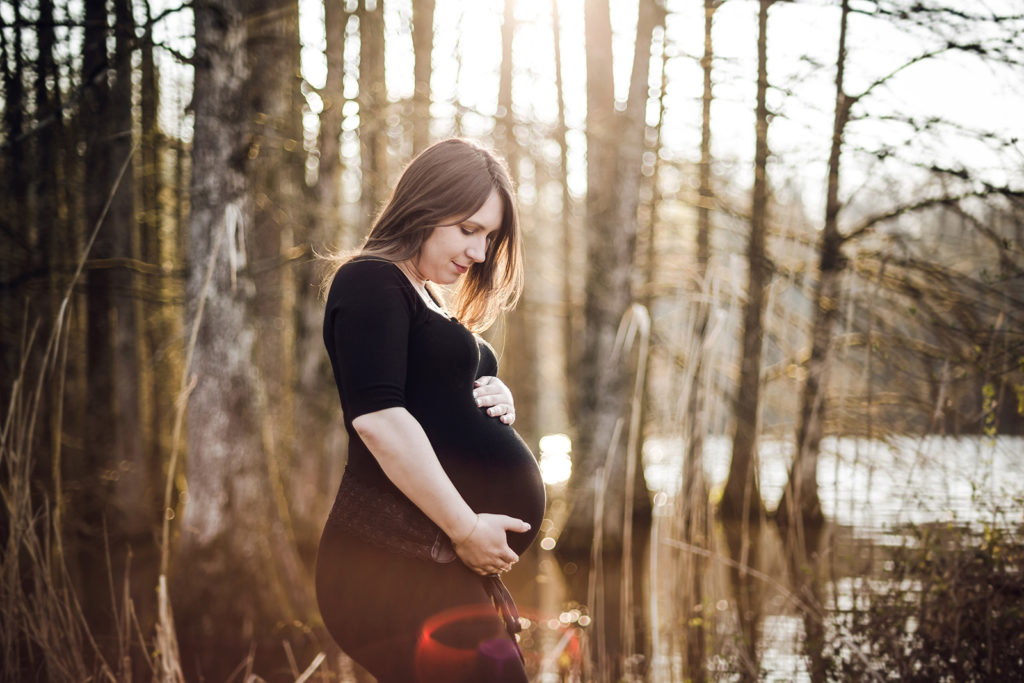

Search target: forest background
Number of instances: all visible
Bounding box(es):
[2,0,1023,681]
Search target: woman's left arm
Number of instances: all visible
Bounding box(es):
[473,376,516,425]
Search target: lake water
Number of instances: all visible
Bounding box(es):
[644,435,1024,530]
[641,435,1024,681]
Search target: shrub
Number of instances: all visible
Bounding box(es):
[832,520,1024,681]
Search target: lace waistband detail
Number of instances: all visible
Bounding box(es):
[327,472,456,563]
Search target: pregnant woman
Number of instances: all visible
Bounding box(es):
[316,138,545,682]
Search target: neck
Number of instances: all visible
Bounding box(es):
[398,260,427,290]
[397,259,449,317]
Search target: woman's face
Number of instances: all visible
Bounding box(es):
[413,188,503,285]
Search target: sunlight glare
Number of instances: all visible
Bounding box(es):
[539,433,572,486]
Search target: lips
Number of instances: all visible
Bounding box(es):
[453,262,468,274]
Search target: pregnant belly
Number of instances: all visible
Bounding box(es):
[431,416,546,556]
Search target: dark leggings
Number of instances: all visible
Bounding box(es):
[316,525,528,682]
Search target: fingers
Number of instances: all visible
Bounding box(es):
[486,404,513,419]
[469,556,514,575]
[497,515,531,534]
[474,392,515,422]
[473,565,512,577]
[473,383,505,403]
[455,513,527,575]
[466,554,516,576]
[473,377,513,407]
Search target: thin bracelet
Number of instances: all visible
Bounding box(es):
[453,514,480,546]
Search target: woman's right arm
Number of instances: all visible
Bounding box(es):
[352,407,530,575]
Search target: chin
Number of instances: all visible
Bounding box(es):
[435,272,458,285]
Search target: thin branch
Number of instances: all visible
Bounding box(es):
[0,3,192,30]
[853,47,950,101]
[842,189,1024,244]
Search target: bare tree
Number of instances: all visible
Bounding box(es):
[775,0,851,535]
[298,0,350,541]
[318,0,347,239]
[492,0,542,449]
[74,0,145,638]
[676,4,724,677]
[245,0,304,550]
[29,0,67,513]
[411,0,435,154]
[720,0,772,523]
[550,0,576,410]
[358,0,386,223]
[556,0,662,678]
[2,0,26,246]
[0,3,22,394]
[776,0,1024,533]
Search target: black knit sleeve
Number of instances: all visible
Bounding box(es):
[324,259,416,419]
[476,337,499,378]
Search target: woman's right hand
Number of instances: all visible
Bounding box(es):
[453,513,530,576]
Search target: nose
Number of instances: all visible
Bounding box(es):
[466,233,487,263]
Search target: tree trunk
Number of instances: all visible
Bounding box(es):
[550,0,577,414]
[245,0,305,551]
[782,522,828,683]
[358,0,387,225]
[775,0,851,538]
[722,520,763,682]
[556,0,659,678]
[108,0,148,552]
[676,4,719,679]
[495,0,516,162]
[33,0,66,516]
[175,2,306,677]
[720,0,772,523]
[411,0,435,154]
[35,0,63,296]
[493,0,540,448]
[318,0,347,242]
[4,0,27,235]
[77,0,144,638]
[139,0,177,508]
[697,0,719,274]
[1,0,27,395]
[132,0,179,650]
[298,0,350,549]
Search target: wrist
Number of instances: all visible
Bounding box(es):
[452,513,480,546]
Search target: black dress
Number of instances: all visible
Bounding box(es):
[316,258,546,682]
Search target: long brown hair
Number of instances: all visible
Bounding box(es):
[322,138,522,333]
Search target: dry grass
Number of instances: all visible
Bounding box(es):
[0,149,327,682]
[0,147,169,681]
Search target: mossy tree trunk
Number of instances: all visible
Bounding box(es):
[175,1,312,677]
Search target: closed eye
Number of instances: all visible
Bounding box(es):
[462,225,498,241]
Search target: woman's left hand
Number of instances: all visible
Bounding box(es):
[473,376,516,425]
